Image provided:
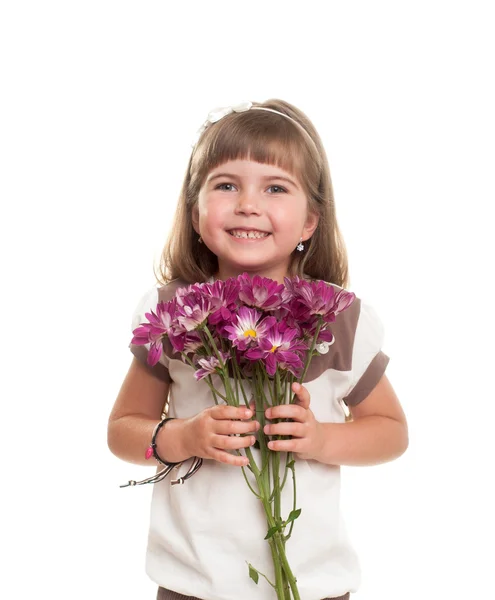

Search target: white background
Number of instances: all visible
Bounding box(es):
[1,2,494,599]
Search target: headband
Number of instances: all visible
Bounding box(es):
[191,101,315,148]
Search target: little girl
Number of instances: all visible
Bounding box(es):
[107,99,408,600]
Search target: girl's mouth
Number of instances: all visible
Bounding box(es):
[228,230,271,240]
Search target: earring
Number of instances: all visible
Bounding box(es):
[198,236,203,244]
[296,237,304,252]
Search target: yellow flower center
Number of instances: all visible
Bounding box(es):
[244,329,257,338]
[270,345,278,353]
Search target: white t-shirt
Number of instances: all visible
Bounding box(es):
[129,278,390,600]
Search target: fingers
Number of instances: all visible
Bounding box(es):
[214,419,260,436]
[264,422,307,437]
[206,431,255,467]
[203,432,256,467]
[265,404,307,421]
[210,405,253,421]
[209,405,258,436]
[208,431,256,467]
[240,400,256,415]
[291,382,310,410]
[267,438,304,452]
[261,384,310,420]
[200,405,259,467]
[208,448,250,467]
[212,433,257,451]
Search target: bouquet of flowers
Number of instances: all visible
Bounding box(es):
[131,273,355,600]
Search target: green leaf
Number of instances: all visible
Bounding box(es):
[287,508,302,523]
[264,524,282,540]
[248,564,259,584]
[287,460,295,470]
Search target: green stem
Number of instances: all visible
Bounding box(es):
[222,365,238,407]
[284,462,297,542]
[253,368,271,497]
[205,375,226,404]
[264,369,275,405]
[240,463,260,497]
[274,532,300,600]
[244,446,286,599]
[268,538,285,598]
[278,452,292,495]
[293,319,323,398]
[230,347,250,407]
[273,374,292,498]
[202,325,227,366]
[283,374,289,405]
[272,367,292,597]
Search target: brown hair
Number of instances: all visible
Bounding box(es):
[154,99,350,288]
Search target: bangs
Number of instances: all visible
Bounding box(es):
[189,111,320,195]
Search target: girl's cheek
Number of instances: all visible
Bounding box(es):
[204,192,222,207]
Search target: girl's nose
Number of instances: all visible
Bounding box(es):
[234,190,262,215]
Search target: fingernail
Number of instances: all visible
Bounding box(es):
[293,383,301,391]
[266,409,272,418]
[245,410,252,417]
[264,425,269,434]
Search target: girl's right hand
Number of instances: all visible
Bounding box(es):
[183,405,259,467]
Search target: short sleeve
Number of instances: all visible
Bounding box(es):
[128,286,172,383]
[342,300,390,407]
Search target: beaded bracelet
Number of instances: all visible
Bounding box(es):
[120,417,203,488]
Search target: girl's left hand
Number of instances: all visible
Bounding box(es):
[263,382,323,461]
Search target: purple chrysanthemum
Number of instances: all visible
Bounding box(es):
[244,322,307,377]
[201,278,242,337]
[238,273,284,310]
[193,351,230,381]
[224,307,276,351]
[284,276,355,324]
[131,300,177,366]
[174,285,214,332]
[315,327,335,344]
[201,278,240,322]
[173,330,203,355]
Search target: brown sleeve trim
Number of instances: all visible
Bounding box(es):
[129,343,172,383]
[343,350,390,407]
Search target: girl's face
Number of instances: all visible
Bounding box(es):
[193,159,318,283]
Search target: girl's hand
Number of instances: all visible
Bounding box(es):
[264,382,324,461]
[183,405,259,467]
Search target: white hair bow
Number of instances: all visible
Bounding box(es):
[191,101,253,147]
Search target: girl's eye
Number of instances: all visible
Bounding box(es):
[268,185,287,194]
[216,183,236,191]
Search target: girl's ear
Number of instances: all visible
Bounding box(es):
[191,204,200,234]
[302,210,319,240]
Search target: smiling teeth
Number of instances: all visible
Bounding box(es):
[229,230,269,239]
